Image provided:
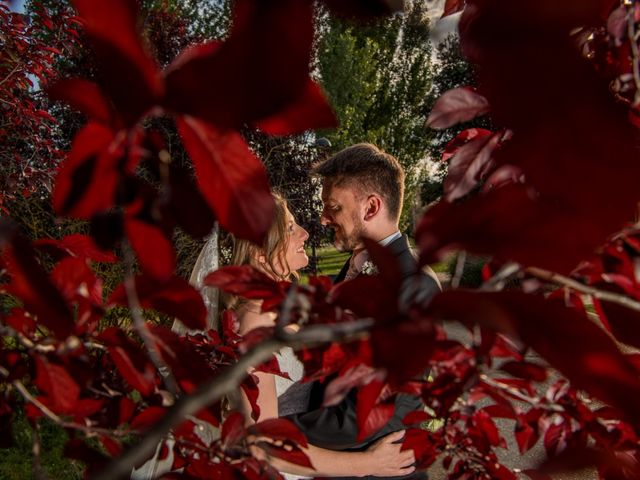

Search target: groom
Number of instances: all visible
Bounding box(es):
[288,143,440,479]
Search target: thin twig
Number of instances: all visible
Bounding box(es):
[122,244,180,397]
[451,251,467,289]
[480,262,521,291]
[2,360,136,438]
[92,318,374,480]
[479,374,563,413]
[0,62,21,87]
[627,3,640,104]
[32,421,50,480]
[526,266,640,312]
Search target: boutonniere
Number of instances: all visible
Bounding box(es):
[360,260,379,276]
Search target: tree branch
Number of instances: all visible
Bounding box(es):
[525,266,640,312]
[122,244,180,397]
[92,318,374,480]
[0,366,136,438]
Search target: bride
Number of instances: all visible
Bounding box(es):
[227,193,416,478]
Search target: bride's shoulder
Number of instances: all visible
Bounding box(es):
[236,303,277,336]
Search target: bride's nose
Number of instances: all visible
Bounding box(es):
[300,227,309,241]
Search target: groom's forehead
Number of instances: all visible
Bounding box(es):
[321,181,360,203]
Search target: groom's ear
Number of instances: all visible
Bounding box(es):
[363,194,382,221]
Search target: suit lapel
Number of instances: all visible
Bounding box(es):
[334,255,351,284]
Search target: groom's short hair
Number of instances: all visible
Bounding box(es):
[311,143,405,221]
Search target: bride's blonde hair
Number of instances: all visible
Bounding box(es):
[226,193,299,310]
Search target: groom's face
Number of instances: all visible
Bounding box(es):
[320,180,366,252]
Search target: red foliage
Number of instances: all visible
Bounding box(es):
[5,0,640,479]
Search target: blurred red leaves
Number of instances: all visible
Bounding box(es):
[49,0,341,272]
[427,290,640,424]
[418,0,640,275]
[176,117,274,244]
[33,356,80,414]
[426,87,489,129]
[204,265,286,309]
[70,0,163,124]
[109,274,207,331]
[98,327,158,396]
[1,226,75,340]
[356,379,396,441]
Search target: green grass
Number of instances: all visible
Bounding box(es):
[311,244,350,277]
[0,414,82,480]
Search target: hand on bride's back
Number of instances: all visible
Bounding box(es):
[362,430,416,477]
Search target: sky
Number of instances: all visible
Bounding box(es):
[9,0,26,13]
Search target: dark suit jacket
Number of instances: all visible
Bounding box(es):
[287,235,439,480]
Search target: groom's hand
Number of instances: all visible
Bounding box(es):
[362,430,416,478]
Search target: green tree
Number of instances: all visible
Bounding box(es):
[317,1,433,230]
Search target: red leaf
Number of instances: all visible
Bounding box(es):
[71,0,162,124]
[442,0,466,18]
[402,411,432,426]
[124,218,175,281]
[441,128,493,162]
[607,5,627,41]
[256,79,337,136]
[426,87,490,129]
[109,274,206,331]
[4,308,36,336]
[255,441,314,469]
[2,227,74,340]
[471,409,503,448]
[165,163,216,239]
[241,375,261,421]
[118,396,136,425]
[52,122,119,218]
[47,78,114,126]
[34,234,118,263]
[165,0,313,129]
[515,414,539,455]
[176,117,275,244]
[34,356,80,414]
[500,361,548,382]
[131,406,166,430]
[249,418,308,448]
[371,317,436,385]
[416,183,616,275]
[99,327,157,396]
[99,436,122,457]
[323,364,383,407]
[147,326,218,393]
[221,412,246,447]
[594,296,640,350]
[356,380,395,442]
[204,265,284,303]
[51,257,103,318]
[400,427,439,469]
[443,130,502,201]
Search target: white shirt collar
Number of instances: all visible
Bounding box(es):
[379,230,402,247]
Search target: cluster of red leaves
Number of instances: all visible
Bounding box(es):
[0,3,80,213]
[411,0,640,477]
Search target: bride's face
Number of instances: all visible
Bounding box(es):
[281,210,309,274]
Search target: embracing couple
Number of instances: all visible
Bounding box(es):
[231,143,441,479]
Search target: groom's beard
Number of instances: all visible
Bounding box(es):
[333,216,365,252]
